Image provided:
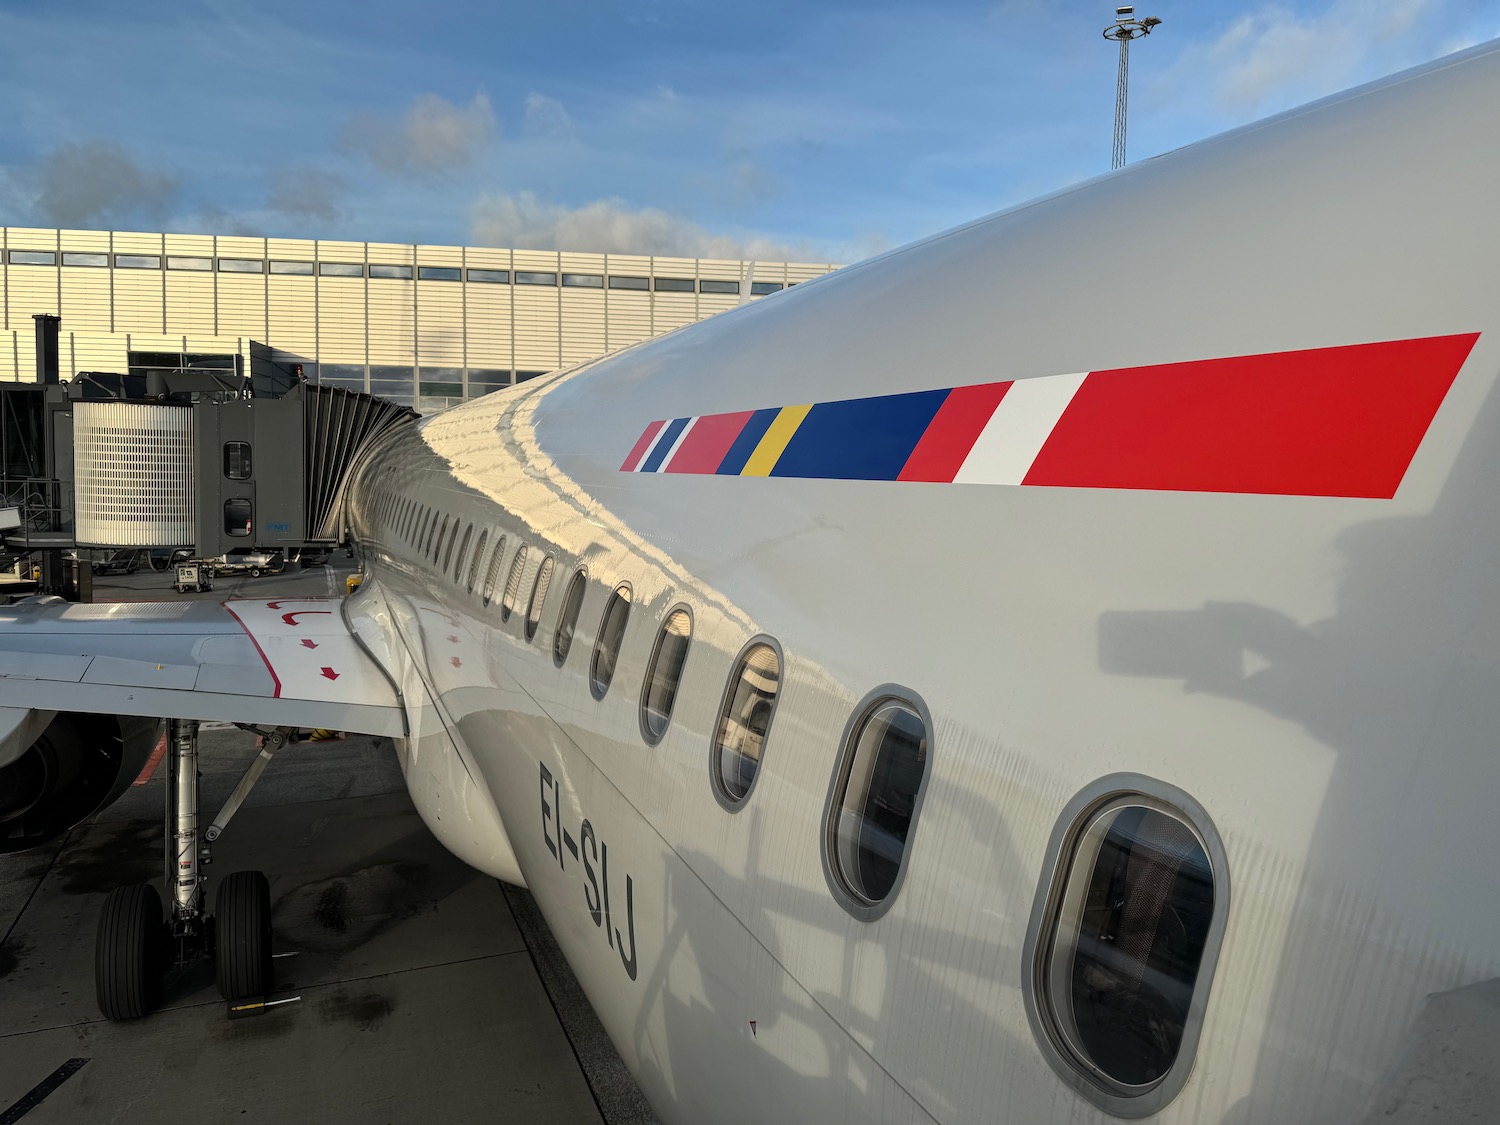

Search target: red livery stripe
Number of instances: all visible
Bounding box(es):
[1023,334,1478,498]
[898,381,1012,482]
[666,411,756,473]
[621,419,666,471]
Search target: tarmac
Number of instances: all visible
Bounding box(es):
[0,560,658,1124]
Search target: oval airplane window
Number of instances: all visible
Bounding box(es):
[640,607,692,745]
[481,535,506,606]
[589,584,632,700]
[553,568,588,667]
[711,639,781,809]
[1023,778,1229,1118]
[823,689,931,920]
[454,523,472,581]
[500,545,528,622]
[441,518,460,574]
[525,555,555,643]
[435,516,450,563]
[466,529,488,594]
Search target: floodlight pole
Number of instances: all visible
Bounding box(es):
[1104,7,1162,170]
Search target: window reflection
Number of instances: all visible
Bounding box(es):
[830,699,928,907]
[713,642,780,804]
[641,608,692,743]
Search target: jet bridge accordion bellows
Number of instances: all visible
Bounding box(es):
[303,386,415,542]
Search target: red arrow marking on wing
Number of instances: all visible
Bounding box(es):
[320,667,340,680]
[265,600,295,609]
[282,611,333,626]
[447,635,459,644]
[301,639,319,649]
[451,657,462,668]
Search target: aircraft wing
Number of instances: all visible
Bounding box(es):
[0,596,405,738]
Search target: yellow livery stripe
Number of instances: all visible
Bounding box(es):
[741,404,812,476]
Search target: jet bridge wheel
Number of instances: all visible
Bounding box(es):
[95,883,167,1020]
[214,870,272,1001]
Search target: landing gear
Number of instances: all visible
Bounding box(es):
[215,871,272,1000]
[95,883,167,1020]
[93,719,295,1019]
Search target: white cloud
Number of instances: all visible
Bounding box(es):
[4,140,179,227]
[1187,0,1440,116]
[342,92,497,177]
[470,191,812,260]
[522,93,573,139]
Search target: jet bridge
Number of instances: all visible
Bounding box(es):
[1,315,415,578]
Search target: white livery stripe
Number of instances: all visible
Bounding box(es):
[634,423,676,472]
[653,416,699,472]
[954,372,1088,486]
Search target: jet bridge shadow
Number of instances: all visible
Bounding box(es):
[1096,370,1500,1122]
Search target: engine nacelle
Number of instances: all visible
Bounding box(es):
[0,709,162,854]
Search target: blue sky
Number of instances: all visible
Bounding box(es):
[1,0,1497,262]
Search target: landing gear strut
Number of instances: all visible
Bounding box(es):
[95,719,292,1020]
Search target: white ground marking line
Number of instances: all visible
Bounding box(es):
[325,566,335,595]
[954,371,1089,485]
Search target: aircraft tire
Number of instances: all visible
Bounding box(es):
[249,568,261,578]
[215,870,272,1001]
[95,883,166,1020]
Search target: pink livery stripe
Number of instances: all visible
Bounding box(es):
[666,410,757,473]
[620,419,666,471]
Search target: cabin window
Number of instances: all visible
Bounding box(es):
[432,515,449,562]
[589,584,631,700]
[640,606,693,744]
[501,545,528,622]
[442,518,460,573]
[822,689,931,920]
[417,508,432,556]
[482,535,506,606]
[525,555,556,643]
[711,639,781,809]
[467,529,487,593]
[224,498,253,537]
[1023,777,1228,1118]
[553,568,588,667]
[453,522,472,580]
[223,442,251,481]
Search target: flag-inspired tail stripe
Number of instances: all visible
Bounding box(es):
[717,408,782,475]
[743,405,813,476]
[640,417,691,473]
[1023,333,1479,497]
[772,388,950,480]
[621,419,666,471]
[954,372,1088,485]
[666,411,756,473]
[900,382,1013,482]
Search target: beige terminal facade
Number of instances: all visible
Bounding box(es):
[0,227,839,412]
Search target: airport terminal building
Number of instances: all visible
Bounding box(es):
[0,227,839,412]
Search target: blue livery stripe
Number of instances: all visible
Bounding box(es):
[640,417,689,472]
[770,388,950,480]
[716,408,781,474]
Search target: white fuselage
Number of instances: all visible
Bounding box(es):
[340,43,1500,1125]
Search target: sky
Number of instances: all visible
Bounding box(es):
[0,0,1497,264]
